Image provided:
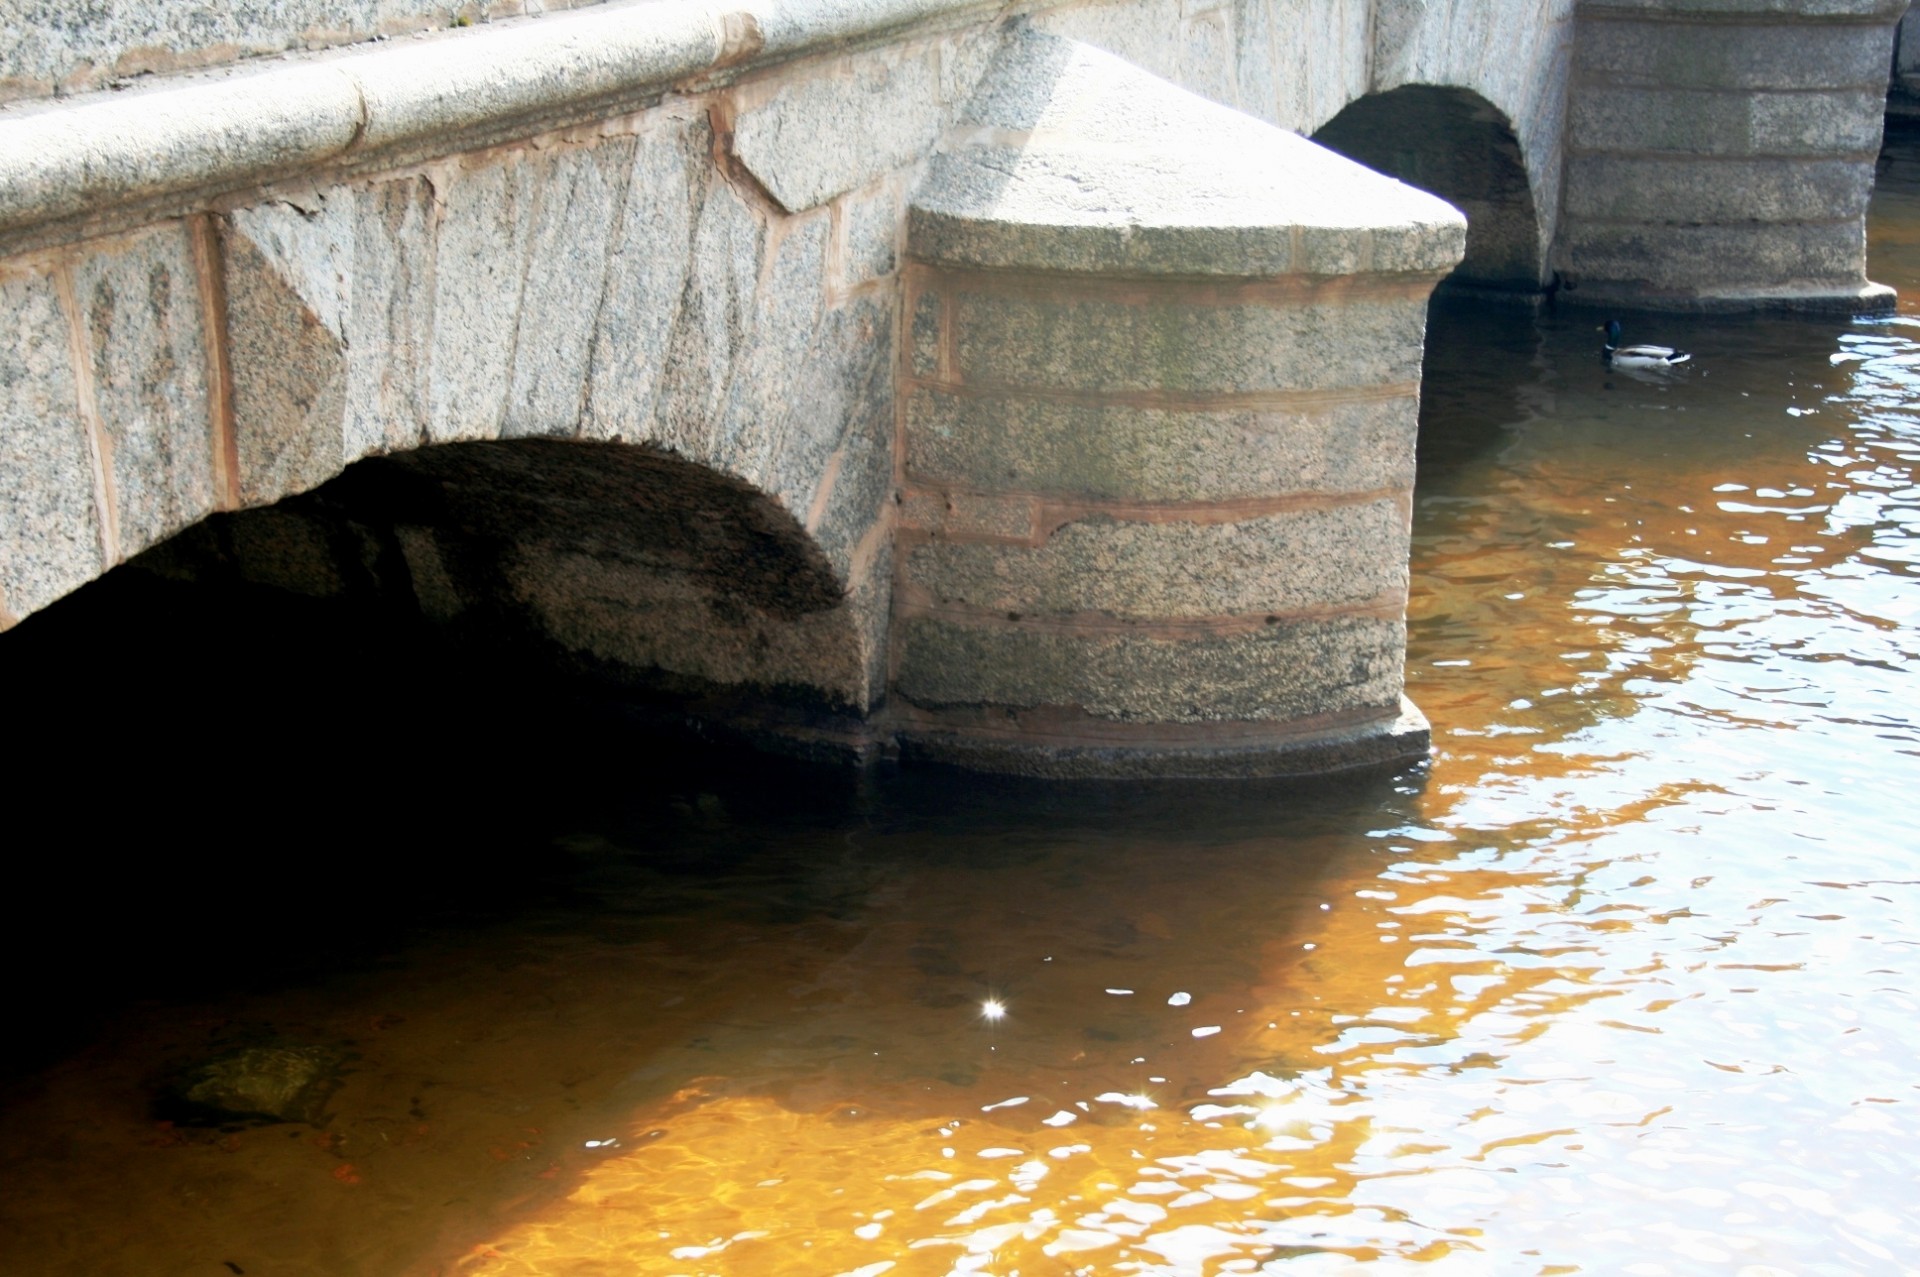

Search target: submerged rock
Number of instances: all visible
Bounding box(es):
[164,1044,345,1126]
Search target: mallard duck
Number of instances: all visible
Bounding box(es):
[1600,319,1690,368]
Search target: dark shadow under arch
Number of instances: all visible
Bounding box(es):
[8,438,874,738]
[0,440,884,1078]
[1314,85,1543,295]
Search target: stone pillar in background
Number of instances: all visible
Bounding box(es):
[1894,12,1920,112]
[1561,0,1906,312]
[888,30,1465,778]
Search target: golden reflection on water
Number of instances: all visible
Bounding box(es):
[449,136,1920,1275]
[6,137,1920,1277]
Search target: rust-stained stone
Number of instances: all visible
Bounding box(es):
[0,268,102,616]
[948,289,1432,396]
[898,487,1036,541]
[905,385,1418,502]
[902,500,1409,619]
[71,223,216,559]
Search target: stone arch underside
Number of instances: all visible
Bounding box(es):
[125,437,880,732]
[1312,84,1543,295]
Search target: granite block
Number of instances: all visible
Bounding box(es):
[221,212,348,507]
[1565,155,1874,224]
[582,115,706,444]
[502,138,632,439]
[893,613,1407,722]
[713,211,830,485]
[841,182,901,288]
[71,223,216,558]
[901,500,1408,617]
[649,166,767,464]
[1559,218,1865,291]
[0,267,102,616]
[1570,86,1886,157]
[949,288,1431,395]
[1574,19,1890,92]
[428,151,536,443]
[731,43,948,213]
[343,175,436,458]
[905,384,1418,501]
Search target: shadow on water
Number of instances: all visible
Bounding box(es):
[3,563,1420,1079]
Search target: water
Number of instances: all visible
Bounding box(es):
[4,141,1919,1277]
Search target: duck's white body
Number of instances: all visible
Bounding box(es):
[1607,343,1691,368]
[1601,320,1690,368]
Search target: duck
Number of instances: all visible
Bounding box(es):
[1599,319,1690,368]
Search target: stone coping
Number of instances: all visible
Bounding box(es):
[0,0,994,248]
[910,31,1466,278]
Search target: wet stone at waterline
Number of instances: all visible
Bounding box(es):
[160,1043,347,1126]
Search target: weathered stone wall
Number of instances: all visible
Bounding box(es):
[1560,0,1906,310]
[0,81,932,719]
[0,0,1555,769]
[3,0,1908,774]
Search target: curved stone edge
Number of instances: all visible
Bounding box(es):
[0,0,997,248]
[1562,281,1898,314]
[894,697,1431,780]
[906,29,1467,280]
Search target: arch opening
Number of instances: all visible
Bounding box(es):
[1313,85,1543,297]
[9,438,884,761]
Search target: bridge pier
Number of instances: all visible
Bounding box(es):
[885,32,1461,778]
[1560,0,1907,312]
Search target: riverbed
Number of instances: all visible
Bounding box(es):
[3,132,1917,1276]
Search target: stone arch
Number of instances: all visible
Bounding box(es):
[85,437,884,753]
[1312,85,1543,296]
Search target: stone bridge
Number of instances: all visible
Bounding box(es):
[0,0,1905,777]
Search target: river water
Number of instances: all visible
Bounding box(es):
[4,139,1919,1277]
